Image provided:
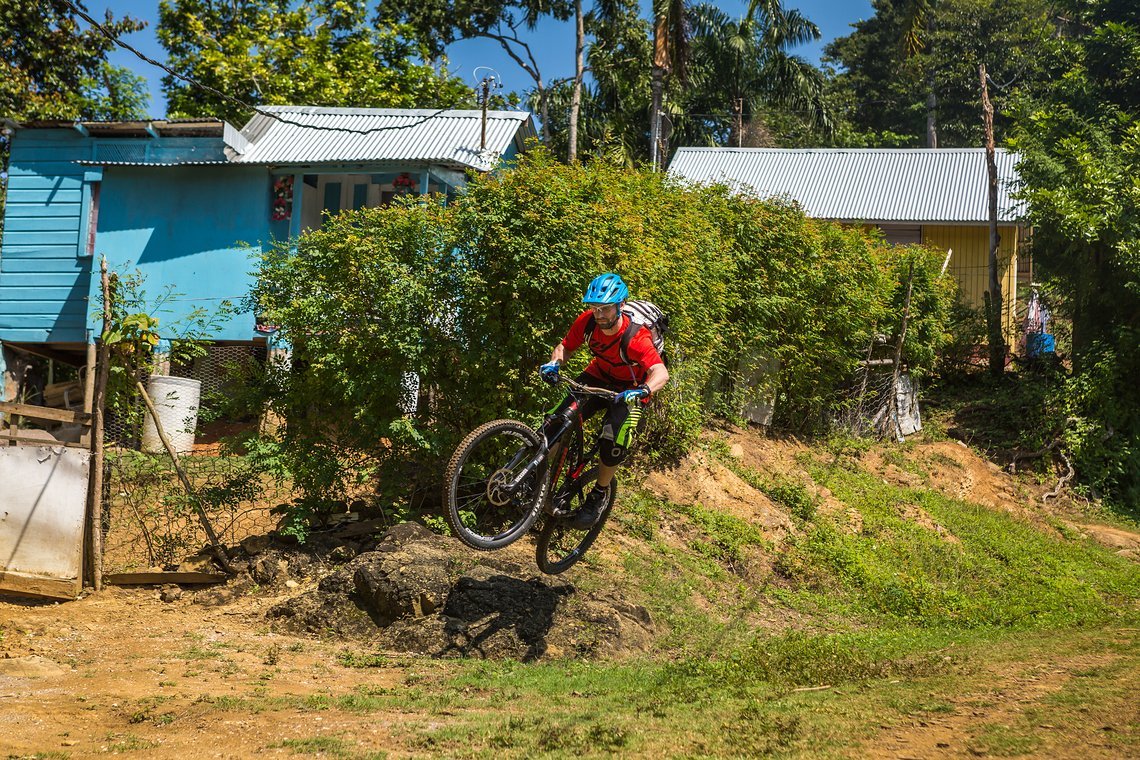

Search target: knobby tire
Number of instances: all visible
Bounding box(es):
[535,469,616,574]
[444,419,548,550]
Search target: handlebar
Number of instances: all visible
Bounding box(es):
[554,374,618,401]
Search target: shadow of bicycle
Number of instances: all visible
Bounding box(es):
[437,573,574,661]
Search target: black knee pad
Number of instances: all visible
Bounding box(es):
[600,439,628,466]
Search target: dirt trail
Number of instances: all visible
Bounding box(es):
[0,587,414,758]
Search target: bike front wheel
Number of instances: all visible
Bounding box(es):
[535,468,616,574]
[444,419,548,550]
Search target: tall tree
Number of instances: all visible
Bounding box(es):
[897,0,938,147]
[567,0,585,162]
[1013,0,1140,502]
[538,0,652,165]
[649,0,690,168]
[825,0,1054,147]
[378,0,573,142]
[678,0,831,149]
[158,0,473,124]
[0,0,149,121]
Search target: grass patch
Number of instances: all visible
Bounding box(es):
[337,651,391,669]
[671,499,769,566]
[775,461,1140,628]
[105,733,157,752]
[268,735,384,758]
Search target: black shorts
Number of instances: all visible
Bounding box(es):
[548,372,647,449]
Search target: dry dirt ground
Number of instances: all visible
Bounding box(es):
[2,432,1138,759]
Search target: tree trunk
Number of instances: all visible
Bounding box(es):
[924,15,938,148]
[567,0,584,163]
[926,82,938,148]
[538,86,552,144]
[649,14,670,170]
[980,63,1005,375]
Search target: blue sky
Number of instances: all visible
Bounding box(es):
[87,0,874,119]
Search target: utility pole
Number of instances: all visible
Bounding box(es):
[479,76,491,151]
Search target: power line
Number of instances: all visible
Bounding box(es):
[62,0,459,135]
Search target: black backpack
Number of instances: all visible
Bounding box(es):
[584,300,669,366]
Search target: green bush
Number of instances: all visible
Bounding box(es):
[251,150,954,513]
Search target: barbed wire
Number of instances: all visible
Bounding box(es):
[62,0,460,135]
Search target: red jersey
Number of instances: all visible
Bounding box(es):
[561,310,664,387]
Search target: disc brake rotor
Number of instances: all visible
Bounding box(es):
[486,468,516,506]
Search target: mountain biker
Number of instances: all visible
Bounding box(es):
[539,273,670,528]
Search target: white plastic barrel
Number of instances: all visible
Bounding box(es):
[141,375,201,454]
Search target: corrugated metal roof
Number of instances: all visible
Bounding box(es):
[668,148,1024,223]
[230,106,536,171]
[75,160,230,167]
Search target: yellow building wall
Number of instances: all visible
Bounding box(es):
[922,225,1020,334]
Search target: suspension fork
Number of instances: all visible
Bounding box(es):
[504,402,578,494]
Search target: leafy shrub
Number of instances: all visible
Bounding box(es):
[251,150,954,514]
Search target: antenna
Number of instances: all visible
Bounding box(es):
[472,67,503,151]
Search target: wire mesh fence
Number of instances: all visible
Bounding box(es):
[99,341,291,573]
[100,448,292,573]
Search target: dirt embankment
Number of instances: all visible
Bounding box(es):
[2,428,1140,758]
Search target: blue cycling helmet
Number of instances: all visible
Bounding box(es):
[582,273,629,305]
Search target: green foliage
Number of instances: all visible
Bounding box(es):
[252,152,954,513]
[824,0,1055,147]
[1011,0,1140,504]
[157,0,474,124]
[99,268,236,434]
[0,0,150,121]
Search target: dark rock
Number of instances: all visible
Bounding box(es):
[240,535,273,556]
[250,556,282,586]
[264,521,656,660]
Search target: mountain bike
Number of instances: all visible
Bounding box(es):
[443,375,619,574]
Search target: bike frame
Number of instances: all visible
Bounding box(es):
[502,377,616,513]
[539,377,615,516]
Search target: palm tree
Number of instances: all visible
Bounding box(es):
[896,0,939,147]
[681,0,831,147]
[649,0,690,168]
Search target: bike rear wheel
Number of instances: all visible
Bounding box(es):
[444,419,548,550]
[535,468,616,574]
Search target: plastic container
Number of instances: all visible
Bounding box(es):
[141,375,201,454]
[1026,332,1056,358]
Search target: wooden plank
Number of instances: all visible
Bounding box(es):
[4,217,85,233]
[104,572,227,586]
[0,272,91,288]
[0,571,80,600]
[0,285,89,302]
[0,245,82,259]
[1,341,87,364]
[1,230,81,246]
[0,301,87,316]
[0,435,88,449]
[4,175,84,191]
[2,201,83,217]
[4,188,83,204]
[0,402,91,425]
[1,258,88,273]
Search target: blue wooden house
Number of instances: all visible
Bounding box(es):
[0,107,536,400]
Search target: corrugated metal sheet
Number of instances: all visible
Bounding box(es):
[75,160,229,167]
[230,107,536,170]
[668,148,1024,223]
